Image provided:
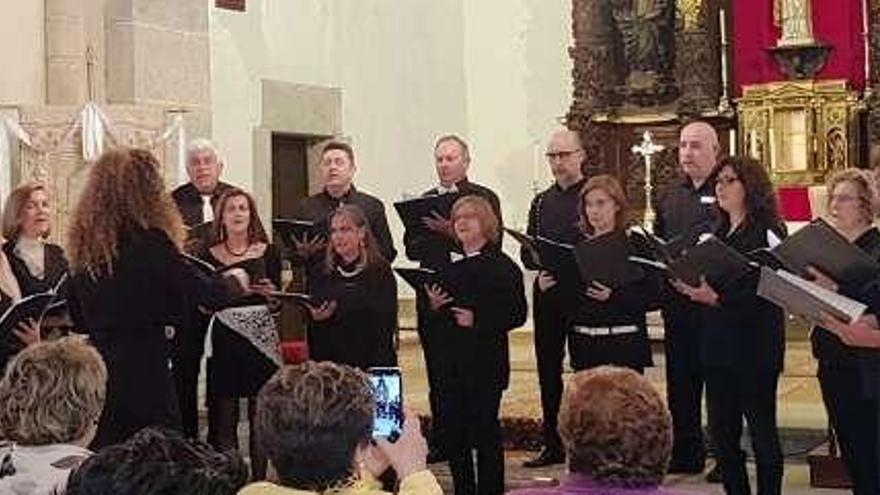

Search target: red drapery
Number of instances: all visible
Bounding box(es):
[733,0,867,94]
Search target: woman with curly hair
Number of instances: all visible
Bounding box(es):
[67,148,245,448]
[510,366,690,495]
[673,155,786,495]
[0,336,107,495]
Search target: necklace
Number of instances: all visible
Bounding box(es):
[224,240,251,257]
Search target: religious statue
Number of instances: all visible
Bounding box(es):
[774,0,814,46]
[611,0,675,90]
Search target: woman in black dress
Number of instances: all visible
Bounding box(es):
[674,156,785,495]
[425,195,527,495]
[67,148,244,448]
[201,188,281,480]
[1,183,68,296]
[307,204,397,369]
[568,174,658,373]
[803,169,880,495]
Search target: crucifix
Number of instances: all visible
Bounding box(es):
[632,131,665,231]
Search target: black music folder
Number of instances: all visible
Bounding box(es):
[573,231,644,288]
[757,266,867,324]
[0,274,67,338]
[394,193,460,239]
[505,228,576,275]
[273,217,330,250]
[768,218,880,288]
[630,235,753,288]
[266,291,315,308]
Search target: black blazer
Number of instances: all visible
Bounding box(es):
[2,240,68,296]
[432,249,526,390]
[698,218,786,374]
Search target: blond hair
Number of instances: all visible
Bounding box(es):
[826,168,878,223]
[559,366,672,488]
[1,183,49,240]
[450,195,500,244]
[0,337,107,445]
[67,148,185,274]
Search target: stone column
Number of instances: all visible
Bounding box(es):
[867,0,880,149]
[675,0,720,117]
[45,0,88,104]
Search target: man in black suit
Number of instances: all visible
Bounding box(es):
[402,134,503,462]
[170,138,234,439]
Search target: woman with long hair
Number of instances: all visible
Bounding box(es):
[424,194,527,495]
[568,174,658,373]
[67,148,244,448]
[200,188,281,480]
[307,204,397,369]
[674,155,786,495]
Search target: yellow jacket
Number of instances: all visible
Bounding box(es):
[238,470,442,495]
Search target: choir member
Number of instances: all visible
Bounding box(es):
[171,138,235,439]
[806,169,880,495]
[673,156,785,495]
[292,141,396,278]
[424,195,526,495]
[402,134,502,462]
[653,121,720,475]
[67,148,246,448]
[569,174,657,374]
[0,249,35,369]
[307,204,397,369]
[200,188,281,480]
[1,183,68,295]
[521,129,586,468]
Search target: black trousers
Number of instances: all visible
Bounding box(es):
[170,312,209,439]
[438,379,504,495]
[416,295,445,448]
[705,368,782,495]
[818,364,880,495]
[532,286,572,452]
[662,306,706,466]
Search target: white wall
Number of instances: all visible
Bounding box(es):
[0,1,45,105]
[210,0,573,256]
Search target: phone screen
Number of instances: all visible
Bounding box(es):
[368,367,403,441]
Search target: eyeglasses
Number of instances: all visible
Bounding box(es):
[829,194,860,203]
[546,149,582,160]
[716,175,740,186]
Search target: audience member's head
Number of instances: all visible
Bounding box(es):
[186,138,224,194]
[559,366,673,489]
[257,361,374,491]
[68,148,185,275]
[65,427,248,495]
[0,336,106,447]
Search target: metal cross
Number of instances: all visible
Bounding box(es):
[632,131,665,231]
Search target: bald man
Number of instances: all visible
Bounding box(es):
[521,130,587,467]
[653,121,721,476]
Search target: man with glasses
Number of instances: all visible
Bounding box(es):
[653,121,721,480]
[522,129,587,468]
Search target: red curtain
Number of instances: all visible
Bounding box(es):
[733,0,866,94]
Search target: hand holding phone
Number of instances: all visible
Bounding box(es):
[368,367,403,441]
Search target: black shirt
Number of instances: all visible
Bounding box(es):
[653,176,719,247]
[812,227,880,375]
[1,240,68,296]
[521,178,585,285]
[699,218,786,373]
[403,179,502,269]
[295,186,397,264]
[171,182,235,254]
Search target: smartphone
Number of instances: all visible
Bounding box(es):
[368,367,403,441]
